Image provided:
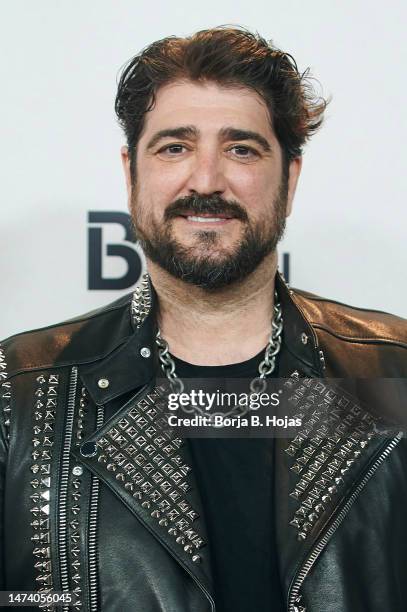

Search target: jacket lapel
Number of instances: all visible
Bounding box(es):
[272,367,394,601]
[71,377,215,602]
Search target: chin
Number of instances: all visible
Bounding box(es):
[178,235,237,252]
[185,245,238,261]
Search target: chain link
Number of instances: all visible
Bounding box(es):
[156,329,185,394]
[156,291,283,421]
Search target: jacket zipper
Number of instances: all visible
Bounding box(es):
[88,403,104,612]
[287,432,403,612]
[59,366,78,612]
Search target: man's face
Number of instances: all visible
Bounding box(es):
[122,80,301,289]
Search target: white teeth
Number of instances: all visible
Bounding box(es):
[186,216,226,222]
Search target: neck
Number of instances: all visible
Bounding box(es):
[147,252,278,366]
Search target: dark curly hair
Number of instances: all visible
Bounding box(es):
[115,26,329,180]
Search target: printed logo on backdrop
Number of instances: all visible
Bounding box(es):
[88,211,291,290]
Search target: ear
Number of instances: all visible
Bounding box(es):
[285,156,302,217]
[120,146,133,208]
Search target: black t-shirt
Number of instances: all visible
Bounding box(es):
[173,350,285,612]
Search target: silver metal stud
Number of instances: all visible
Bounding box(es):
[301,333,308,345]
[98,378,110,389]
[72,466,83,476]
[140,347,151,358]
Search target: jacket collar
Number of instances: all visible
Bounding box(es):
[81,270,324,406]
[275,272,324,376]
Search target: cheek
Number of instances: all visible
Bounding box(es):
[228,166,279,210]
[137,160,186,207]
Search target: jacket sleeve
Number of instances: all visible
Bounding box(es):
[0,344,11,590]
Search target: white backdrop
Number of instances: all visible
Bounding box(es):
[1,0,406,339]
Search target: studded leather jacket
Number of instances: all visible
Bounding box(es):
[1,272,406,612]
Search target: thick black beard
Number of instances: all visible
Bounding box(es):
[132,188,288,290]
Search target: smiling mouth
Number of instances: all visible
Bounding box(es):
[177,212,235,223]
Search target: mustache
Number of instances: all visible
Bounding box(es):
[164,194,248,222]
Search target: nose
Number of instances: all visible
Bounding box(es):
[185,149,227,196]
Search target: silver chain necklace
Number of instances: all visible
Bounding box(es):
[155,290,284,420]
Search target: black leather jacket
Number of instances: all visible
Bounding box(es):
[1,273,406,612]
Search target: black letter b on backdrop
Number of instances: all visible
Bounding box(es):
[88,211,142,290]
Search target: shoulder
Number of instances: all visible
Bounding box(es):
[0,293,135,380]
[291,287,407,376]
[292,288,406,346]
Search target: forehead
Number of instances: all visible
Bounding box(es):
[139,79,275,140]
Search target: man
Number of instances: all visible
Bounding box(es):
[0,26,406,612]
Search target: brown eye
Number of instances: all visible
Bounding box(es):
[167,145,185,154]
[158,144,187,155]
[234,146,250,155]
[229,145,259,159]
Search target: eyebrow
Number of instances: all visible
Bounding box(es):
[146,126,198,151]
[219,127,271,152]
[145,125,272,152]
